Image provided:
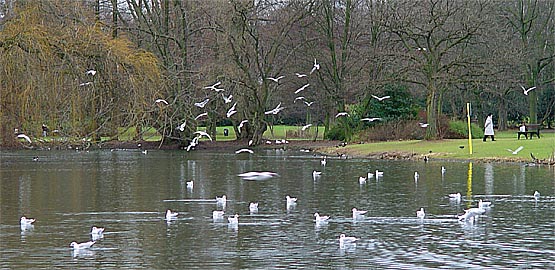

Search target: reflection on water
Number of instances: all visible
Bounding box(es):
[1,150,554,269]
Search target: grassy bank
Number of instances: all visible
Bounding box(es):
[320,131,555,163]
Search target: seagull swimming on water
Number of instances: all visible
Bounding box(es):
[249,202,259,213]
[228,214,239,224]
[339,234,358,246]
[216,195,227,205]
[213,210,225,220]
[20,216,35,226]
[314,212,330,223]
[166,209,178,220]
[90,226,105,236]
[534,191,540,200]
[186,181,193,189]
[286,196,297,206]
[70,241,95,250]
[416,208,425,219]
[352,208,367,219]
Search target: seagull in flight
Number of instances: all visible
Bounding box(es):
[17,134,32,144]
[155,99,169,105]
[79,82,93,86]
[222,94,233,104]
[310,58,320,74]
[204,81,224,92]
[193,130,213,141]
[303,101,314,107]
[301,124,312,131]
[295,72,307,78]
[294,84,310,94]
[361,117,382,122]
[264,102,285,115]
[194,98,210,108]
[238,120,248,130]
[266,75,285,83]
[419,123,429,128]
[372,95,391,101]
[335,112,349,118]
[227,102,238,118]
[195,112,208,120]
[506,146,524,155]
[178,120,187,132]
[294,96,306,103]
[520,85,536,95]
[85,69,96,76]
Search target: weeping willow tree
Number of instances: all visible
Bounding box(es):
[0,1,164,147]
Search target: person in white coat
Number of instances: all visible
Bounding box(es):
[483,113,495,141]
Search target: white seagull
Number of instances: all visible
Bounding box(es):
[17,134,32,144]
[335,112,349,118]
[90,226,105,235]
[301,124,312,131]
[339,234,358,246]
[166,209,178,220]
[235,148,254,154]
[238,172,279,181]
[419,123,429,128]
[506,146,524,155]
[155,98,169,105]
[361,117,382,122]
[367,172,374,179]
[352,208,367,219]
[70,241,95,250]
[458,207,485,222]
[310,58,320,74]
[414,171,419,182]
[216,195,227,205]
[441,166,446,175]
[416,208,425,219]
[178,120,187,132]
[359,176,367,184]
[371,95,391,101]
[478,199,492,209]
[186,181,193,189]
[314,212,330,223]
[228,214,239,224]
[375,170,384,178]
[294,83,310,94]
[194,112,208,120]
[194,98,210,108]
[295,72,307,78]
[294,96,306,103]
[321,157,327,167]
[226,102,238,118]
[312,170,322,179]
[449,193,461,201]
[264,102,285,115]
[222,94,233,104]
[286,196,297,206]
[534,191,540,200]
[213,210,225,220]
[266,75,285,83]
[20,216,35,226]
[204,81,224,92]
[85,69,96,76]
[520,85,536,95]
[303,101,314,107]
[238,120,248,130]
[193,131,213,141]
[249,202,259,213]
[79,82,93,86]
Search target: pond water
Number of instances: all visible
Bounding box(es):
[1,149,554,269]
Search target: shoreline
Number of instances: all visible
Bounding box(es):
[3,139,553,165]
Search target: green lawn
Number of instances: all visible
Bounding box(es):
[336,131,555,161]
[198,125,325,141]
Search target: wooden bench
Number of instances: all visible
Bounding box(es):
[517,124,541,139]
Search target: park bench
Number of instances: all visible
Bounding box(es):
[517,124,541,140]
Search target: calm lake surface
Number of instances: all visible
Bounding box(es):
[1,149,554,269]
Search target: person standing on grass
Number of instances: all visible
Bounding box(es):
[483,113,495,141]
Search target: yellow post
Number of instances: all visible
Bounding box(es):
[466,103,473,155]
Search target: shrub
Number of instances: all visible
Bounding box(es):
[446,120,483,139]
[325,125,346,141]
